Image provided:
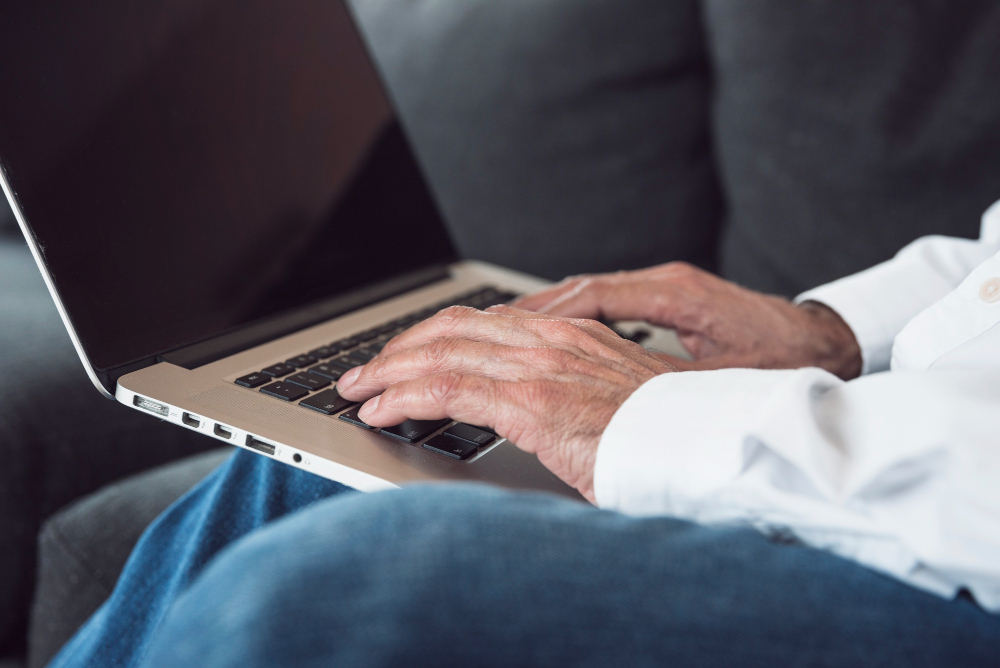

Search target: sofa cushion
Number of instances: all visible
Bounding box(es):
[704,0,1000,296]
[351,0,721,280]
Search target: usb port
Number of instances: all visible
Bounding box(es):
[133,395,169,417]
[181,413,201,429]
[245,435,276,456]
[214,424,233,440]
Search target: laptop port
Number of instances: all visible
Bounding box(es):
[245,435,276,456]
[133,395,169,417]
[181,413,201,428]
[214,424,233,440]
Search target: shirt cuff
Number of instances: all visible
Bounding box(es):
[795,252,961,375]
[594,368,798,516]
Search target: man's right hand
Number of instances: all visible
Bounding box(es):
[512,262,862,380]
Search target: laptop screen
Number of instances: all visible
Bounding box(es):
[0,0,457,372]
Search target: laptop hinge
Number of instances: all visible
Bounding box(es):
[99,264,452,392]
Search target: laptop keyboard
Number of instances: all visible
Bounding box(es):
[234,286,519,461]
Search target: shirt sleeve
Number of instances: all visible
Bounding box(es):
[795,199,1000,374]
[595,362,1000,612]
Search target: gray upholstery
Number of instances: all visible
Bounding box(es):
[705,0,1000,295]
[353,0,721,280]
[28,449,232,668]
[0,199,14,236]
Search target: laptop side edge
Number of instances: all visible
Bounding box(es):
[0,162,114,399]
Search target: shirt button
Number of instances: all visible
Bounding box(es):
[980,278,1000,304]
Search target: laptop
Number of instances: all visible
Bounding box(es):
[0,1,666,500]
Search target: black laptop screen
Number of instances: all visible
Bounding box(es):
[0,0,457,371]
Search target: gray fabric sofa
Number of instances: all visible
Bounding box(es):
[4,1,1000,666]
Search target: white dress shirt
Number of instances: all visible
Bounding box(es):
[595,199,1000,612]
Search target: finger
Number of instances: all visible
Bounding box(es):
[510,276,588,312]
[379,306,550,358]
[378,306,663,380]
[537,274,671,322]
[483,304,555,319]
[486,304,642,356]
[485,303,621,340]
[381,305,623,359]
[356,373,528,439]
[338,338,536,401]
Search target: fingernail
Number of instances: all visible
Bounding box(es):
[338,366,362,390]
[357,395,380,420]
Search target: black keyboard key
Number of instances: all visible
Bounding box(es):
[286,354,319,368]
[262,363,297,378]
[460,289,498,308]
[286,373,330,391]
[368,339,388,353]
[300,389,354,415]
[423,434,478,460]
[235,372,270,388]
[444,424,496,447]
[329,356,360,372]
[380,418,451,444]
[260,382,310,402]
[346,349,375,365]
[339,405,375,429]
[308,363,344,381]
[338,336,361,349]
[377,322,401,335]
[357,328,381,342]
[309,346,337,359]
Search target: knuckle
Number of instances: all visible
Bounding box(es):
[427,372,465,407]
[362,358,388,383]
[664,261,699,281]
[543,319,583,340]
[422,336,460,367]
[569,317,610,334]
[437,305,476,324]
[379,386,405,410]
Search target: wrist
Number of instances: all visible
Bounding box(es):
[798,301,863,379]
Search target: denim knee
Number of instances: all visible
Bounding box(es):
[138,484,590,668]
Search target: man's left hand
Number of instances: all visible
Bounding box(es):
[336,305,675,502]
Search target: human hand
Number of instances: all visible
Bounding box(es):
[513,262,862,379]
[336,305,676,502]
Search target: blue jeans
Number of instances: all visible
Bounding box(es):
[52,450,1000,668]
